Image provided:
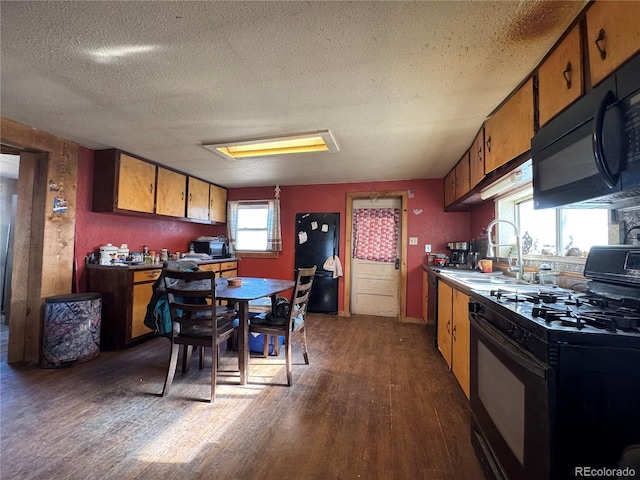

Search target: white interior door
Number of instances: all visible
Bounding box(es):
[350,197,401,317]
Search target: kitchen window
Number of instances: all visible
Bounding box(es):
[495,187,610,258]
[227,200,282,257]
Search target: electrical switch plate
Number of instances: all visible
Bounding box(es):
[409,237,418,245]
[425,244,432,252]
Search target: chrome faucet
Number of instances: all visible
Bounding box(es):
[486,219,524,280]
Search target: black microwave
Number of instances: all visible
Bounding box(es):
[531,53,640,209]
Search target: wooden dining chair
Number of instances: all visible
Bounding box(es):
[249,266,317,386]
[162,268,237,402]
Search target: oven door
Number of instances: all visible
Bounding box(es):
[469,314,553,480]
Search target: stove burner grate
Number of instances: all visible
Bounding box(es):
[532,305,640,332]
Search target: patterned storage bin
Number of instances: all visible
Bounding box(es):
[42,292,101,368]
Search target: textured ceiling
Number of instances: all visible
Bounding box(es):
[0,1,587,188]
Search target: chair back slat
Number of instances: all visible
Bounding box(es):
[286,266,316,329]
[163,268,218,336]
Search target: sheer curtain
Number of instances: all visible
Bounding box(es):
[226,199,282,252]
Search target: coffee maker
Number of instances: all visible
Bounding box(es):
[446,242,469,266]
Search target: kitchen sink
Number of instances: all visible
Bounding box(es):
[437,269,548,291]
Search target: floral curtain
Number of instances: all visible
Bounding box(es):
[352,208,400,262]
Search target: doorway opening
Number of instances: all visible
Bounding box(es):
[1,153,20,325]
[344,191,408,320]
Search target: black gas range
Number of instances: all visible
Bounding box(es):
[468,246,640,480]
[470,282,640,361]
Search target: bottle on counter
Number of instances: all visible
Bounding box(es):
[160,249,169,262]
[117,244,129,263]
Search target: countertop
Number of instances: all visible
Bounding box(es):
[86,257,238,271]
[423,263,554,295]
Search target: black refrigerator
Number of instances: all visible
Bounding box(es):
[294,212,340,314]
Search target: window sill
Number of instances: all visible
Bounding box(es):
[234,251,280,259]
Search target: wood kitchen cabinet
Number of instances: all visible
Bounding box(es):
[209,184,227,223]
[451,288,470,399]
[93,150,156,214]
[156,167,186,217]
[218,261,238,277]
[437,282,453,368]
[538,25,583,127]
[586,1,640,87]
[437,280,470,399]
[469,127,485,189]
[94,149,228,224]
[87,265,160,349]
[187,176,210,221]
[444,169,456,207]
[484,78,534,174]
[198,260,237,277]
[455,151,471,200]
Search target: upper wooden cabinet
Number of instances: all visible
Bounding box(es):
[94,150,156,214]
[444,169,456,207]
[484,78,534,174]
[538,25,583,127]
[187,176,210,221]
[455,151,470,200]
[209,184,227,223]
[156,167,186,218]
[469,128,485,189]
[93,149,227,224]
[586,1,640,86]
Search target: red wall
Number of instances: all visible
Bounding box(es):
[75,145,470,318]
[228,181,470,318]
[74,146,218,291]
[469,200,495,241]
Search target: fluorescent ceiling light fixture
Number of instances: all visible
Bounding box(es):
[88,45,158,63]
[480,171,523,200]
[202,130,339,161]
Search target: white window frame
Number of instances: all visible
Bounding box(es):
[227,200,281,258]
[494,184,612,263]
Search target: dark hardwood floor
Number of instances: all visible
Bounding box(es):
[0,314,484,480]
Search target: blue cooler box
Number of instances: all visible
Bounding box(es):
[249,333,284,354]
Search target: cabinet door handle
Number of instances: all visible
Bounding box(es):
[149,183,153,193]
[595,28,607,60]
[189,193,192,202]
[181,192,184,200]
[563,61,572,89]
[486,136,491,153]
[452,324,457,341]
[478,147,482,158]
[446,319,451,333]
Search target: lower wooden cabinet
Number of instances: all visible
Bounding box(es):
[436,281,470,399]
[87,260,238,349]
[437,282,453,367]
[87,266,160,350]
[199,260,238,277]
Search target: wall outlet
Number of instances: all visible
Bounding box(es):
[425,244,432,253]
[409,237,418,245]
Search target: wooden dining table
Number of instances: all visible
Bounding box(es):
[215,276,294,384]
